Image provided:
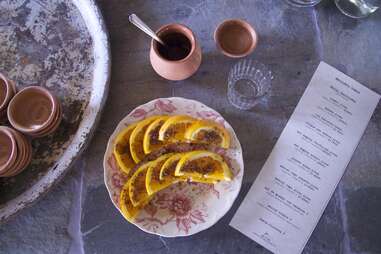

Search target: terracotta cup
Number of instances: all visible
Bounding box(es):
[0,126,32,177]
[7,86,59,136]
[214,19,258,58]
[1,128,32,177]
[150,23,202,81]
[29,99,62,138]
[0,126,17,175]
[0,73,16,121]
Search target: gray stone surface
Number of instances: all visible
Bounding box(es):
[1,0,381,254]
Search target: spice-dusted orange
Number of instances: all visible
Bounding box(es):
[159,153,186,183]
[158,115,196,142]
[129,162,153,207]
[143,116,170,154]
[130,116,162,163]
[184,120,230,149]
[113,123,137,175]
[160,153,217,184]
[175,150,233,181]
[119,181,143,221]
[145,153,175,195]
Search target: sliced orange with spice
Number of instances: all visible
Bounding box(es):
[158,115,196,142]
[130,115,162,163]
[113,123,137,175]
[159,153,217,185]
[159,153,187,184]
[145,153,175,195]
[119,181,142,221]
[184,120,230,149]
[143,116,170,154]
[175,150,233,181]
[129,162,153,207]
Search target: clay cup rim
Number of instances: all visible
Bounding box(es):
[7,86,58,134]
[214,19,258,58]
[0,126,18,173]
[0,73,15,110]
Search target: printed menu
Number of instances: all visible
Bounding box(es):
[230,62,380,254]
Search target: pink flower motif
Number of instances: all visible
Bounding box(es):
[144,203,158,217]
[209,184,220,199]
[135,217,174,233]
[131,108,147,118]
[154,192,172,209]
[111,173,126,190]
[215,147,227,156]
[177,217,192,233]
[154,99,177,113]
[167,194,207,234]
[196,110,218,119]
[108,155,128,191]
[169,195,192,217]
[107,155,119,172]
[189,209,206,224]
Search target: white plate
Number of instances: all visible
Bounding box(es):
[104,97,244,237]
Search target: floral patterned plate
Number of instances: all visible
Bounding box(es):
[104,97,244,237]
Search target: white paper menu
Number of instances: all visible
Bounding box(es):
[230,62,380,254]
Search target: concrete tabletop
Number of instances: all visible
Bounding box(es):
[1,0,380,253]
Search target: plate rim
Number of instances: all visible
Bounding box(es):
[0,0,111,223]
[103,97,244,237]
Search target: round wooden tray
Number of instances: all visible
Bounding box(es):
[0,0,110,222]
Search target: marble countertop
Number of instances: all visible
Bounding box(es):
[0,0,380,253]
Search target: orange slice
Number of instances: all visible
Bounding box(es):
[113,123,137,175]
[175,150,233,181]
[159,153,217,185]
[158,115,196,142]
[159,153,187,184]
[129,162,153,207]
[119,181,141,221]
[130,116,162,163]
[184,120,230,149]
[145,153,174,195]
[143,116,170,154]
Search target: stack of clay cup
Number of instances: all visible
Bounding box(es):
[7,86,62,138]
[0,126,32,177]
[0,73,17,123]
[0,72,62,177]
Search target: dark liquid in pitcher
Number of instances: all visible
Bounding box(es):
[157,33,191,61]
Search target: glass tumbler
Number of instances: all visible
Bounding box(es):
[227,59,273,110]
[284,0,323,7]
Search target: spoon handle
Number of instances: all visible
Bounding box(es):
[129,14,165,45]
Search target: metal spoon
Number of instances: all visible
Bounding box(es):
[128,13,165,45]
[334,0,379,18]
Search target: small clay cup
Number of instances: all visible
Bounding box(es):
[150,23,202,81]
[29,100,62,138]
[214,19,258,58]
[7,86,59,135]
[0,126,18,175]
[0,73,16,121]
[1,129,25,177]
[2,128,32,177]
[0,128,32,177]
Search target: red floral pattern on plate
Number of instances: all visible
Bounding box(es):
[131,108,148,118]
[154,99,177,113]
[104,97,243,236]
